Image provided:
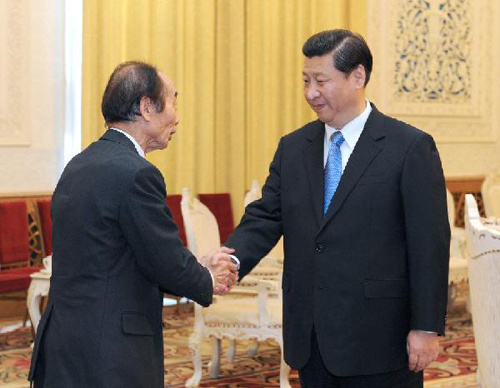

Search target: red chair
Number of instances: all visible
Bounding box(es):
[198,193,235,244]
[0,201,42,300]
[36,199,52,256]
[166,194,187,246]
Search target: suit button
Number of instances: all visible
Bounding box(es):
[315,244,323,253]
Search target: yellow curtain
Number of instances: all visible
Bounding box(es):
[83,0,367,221]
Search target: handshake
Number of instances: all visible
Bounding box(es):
[199,247,238,295]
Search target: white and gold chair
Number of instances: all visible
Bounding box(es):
[465,194,500,387]
[446,189,468,306]
[181,188,290,388]
[481,170,500,218]
[447,189,467,259]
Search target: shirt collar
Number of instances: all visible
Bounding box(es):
[109,127,145,158]
[325,100,372,149]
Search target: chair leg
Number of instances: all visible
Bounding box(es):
[21,290,29,327]
[22,308,29,327]
[209,337,221,378]
[227,339,236,362]
[186,332,203,388]
[448,282,458,308]
[248,339,260,357]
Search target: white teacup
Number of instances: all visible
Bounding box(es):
[42,256,52,272]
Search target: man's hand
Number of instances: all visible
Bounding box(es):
[407,330,440,372]
[199,247,238,295]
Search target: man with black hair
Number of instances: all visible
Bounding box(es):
[28,61,238,388]
[226,30,449,387]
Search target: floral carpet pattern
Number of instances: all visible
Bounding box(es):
[0,294,477,388]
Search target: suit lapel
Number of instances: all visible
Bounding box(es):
[319,107,386,233]
[302,121,325,227]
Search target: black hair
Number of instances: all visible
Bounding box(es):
[101,61,166,124]
[302,29,373,86]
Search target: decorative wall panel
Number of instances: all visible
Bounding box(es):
[367,0,500,178]
[367,0,495,143]
[0,0,65,193]
[394,0,471,104]
[0,0,29,145]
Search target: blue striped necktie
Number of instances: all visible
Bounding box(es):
[324,132,345,214]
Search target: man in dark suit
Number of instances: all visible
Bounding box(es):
[226,30,450,387]
[28,61,238,388]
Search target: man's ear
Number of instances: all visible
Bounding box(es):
[350,64,366,89]
[139,97,153,121]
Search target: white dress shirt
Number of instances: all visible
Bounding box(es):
[323,101,372,169]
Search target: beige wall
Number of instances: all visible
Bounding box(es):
[366,0,500,178]
[0,0,65,194]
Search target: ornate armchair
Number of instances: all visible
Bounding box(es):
[182,187,281,281]
[181,188,290,388]
[447,189,467,259]
[0,201,43,328]
[465,194,500,387]
[186,276,290,388]
[481,170,500,218]
[181,188,221,258]
[447,189,468,306]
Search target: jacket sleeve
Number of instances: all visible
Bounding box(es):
[119,164,213,307]
[225,138,284,278]
[401,133,450,334]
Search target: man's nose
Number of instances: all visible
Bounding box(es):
[305,85,320,101]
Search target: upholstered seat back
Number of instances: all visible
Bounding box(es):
[0,201,30,267]
[181,188,221,258]
[198,193,234,244]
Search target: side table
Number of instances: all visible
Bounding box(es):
[27,271,51,333]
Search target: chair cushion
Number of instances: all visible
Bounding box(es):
[0,272,33,293]
[202,298,282,326]
[3,266,43,275]
[0,201,30,265]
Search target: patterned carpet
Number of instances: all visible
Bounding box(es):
[0,292,477,388]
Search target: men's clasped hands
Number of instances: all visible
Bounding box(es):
[199,247,238,295]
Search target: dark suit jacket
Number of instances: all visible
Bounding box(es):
[226,106,450,376]
[28,130,213,388]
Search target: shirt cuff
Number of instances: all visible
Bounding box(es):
[207,268,215,287]
[229,254,240,269]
